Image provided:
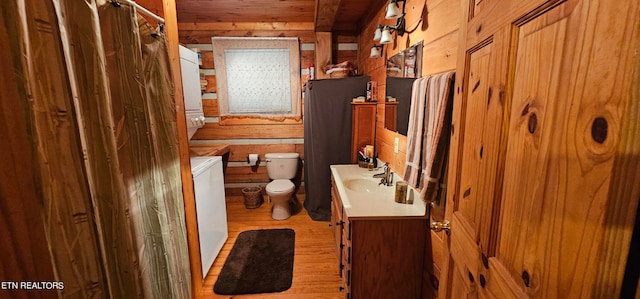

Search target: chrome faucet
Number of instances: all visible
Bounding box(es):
[373,162,393,186]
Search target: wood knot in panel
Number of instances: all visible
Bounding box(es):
[481,253,489,269]
[521,103,530,116]
[472,80,481,92]
[522,270,530,287]
[580,110,617,162]
[430,274,439,290]
[528,113,537,134]
[591,117,608,144]
[463,187,471,198]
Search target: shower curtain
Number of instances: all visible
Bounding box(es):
[303,77,370,221]
[0,0,191,298]
[99,5,191,297]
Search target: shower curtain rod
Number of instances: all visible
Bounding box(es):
[116,0,165,24]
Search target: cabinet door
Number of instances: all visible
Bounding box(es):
[351,103,377,162]
[331,180,343,269]
[443,0,640,298]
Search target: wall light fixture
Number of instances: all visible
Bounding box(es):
[379,0,407,39]
[370,45,384,58]
[369,0,406,60]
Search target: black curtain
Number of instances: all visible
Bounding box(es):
[303,76,370,221]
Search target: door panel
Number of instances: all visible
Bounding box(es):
[449,213,483,285]
[456,43,492,244]
[495,5,570,295]
[455,40,507,255]
[483,258,527,298]
[449,261,476,298]
[495,1,639,296]
[444,0,640,297]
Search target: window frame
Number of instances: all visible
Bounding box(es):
[211,37,302,125]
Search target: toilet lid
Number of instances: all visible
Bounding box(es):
[266,179,295,194]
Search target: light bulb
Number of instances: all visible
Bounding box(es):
[370,46,381,58]
[380,27,393,44]
[385,1,402,19]
[373,27,382,41]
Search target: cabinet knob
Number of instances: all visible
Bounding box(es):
[339,286,345,292]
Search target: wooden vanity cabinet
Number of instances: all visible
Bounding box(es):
[331,177,428,299]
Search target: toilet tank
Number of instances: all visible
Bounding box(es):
[265,153,300,179]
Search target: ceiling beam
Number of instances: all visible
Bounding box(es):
[178,22,315,31]
[314,0,342,32]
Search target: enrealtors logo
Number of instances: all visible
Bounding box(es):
[2,281,64,290]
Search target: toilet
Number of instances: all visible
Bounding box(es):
[264,153,299,220]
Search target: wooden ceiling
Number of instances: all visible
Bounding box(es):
[175,0,388,35]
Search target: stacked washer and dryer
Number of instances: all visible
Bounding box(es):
[180,45,228,278]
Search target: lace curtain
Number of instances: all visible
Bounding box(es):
[225,48,292,114]
[212,37,301,123]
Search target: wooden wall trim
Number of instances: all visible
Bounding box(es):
[161,0,202,297]
[224,143,305,162]
[315,32,332,78]
[179,22,314,31]
[315,0,341,31]
[179,30,317,44]
[192,123,304,139]
[202,99,219,117]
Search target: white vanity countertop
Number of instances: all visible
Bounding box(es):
[330,164,428,219]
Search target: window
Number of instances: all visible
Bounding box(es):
[212,37,301,125]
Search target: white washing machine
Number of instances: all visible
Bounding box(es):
[190,156,228,278]
[179,45,205,139]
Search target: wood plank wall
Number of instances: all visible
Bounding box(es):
[358,0,459,177]
[178,25,359,195]
[357,0,460,297]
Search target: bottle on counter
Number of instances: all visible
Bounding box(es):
[395,181,408,203]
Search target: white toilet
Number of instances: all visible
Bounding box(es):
[264,153,299,220]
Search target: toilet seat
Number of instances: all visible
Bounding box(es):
[266,179,295,194]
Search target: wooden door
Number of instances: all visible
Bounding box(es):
[442,0,640,297]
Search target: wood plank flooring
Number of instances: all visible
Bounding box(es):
[200,195,344,299]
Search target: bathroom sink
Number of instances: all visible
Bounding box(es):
[330,164,428,218]
[342,178,391,194]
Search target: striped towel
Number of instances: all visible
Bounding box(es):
[403,71,455,202]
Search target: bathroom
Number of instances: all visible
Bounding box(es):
[2,0,639,298]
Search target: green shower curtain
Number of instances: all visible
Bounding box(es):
[0,0,191,297]
[138,11,191,299]
[97,2,191,298]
